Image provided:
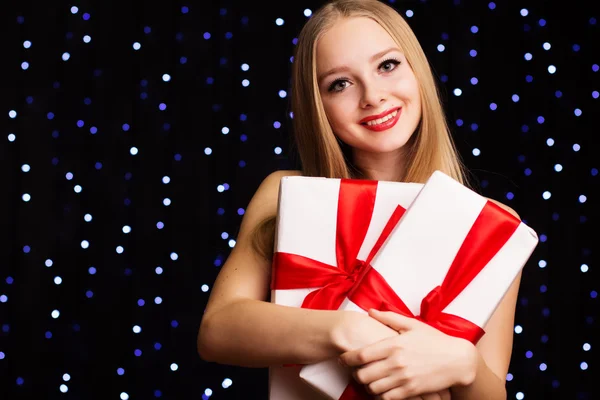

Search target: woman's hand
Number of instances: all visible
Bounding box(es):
[332,309,399,353]
[338,309,477,400]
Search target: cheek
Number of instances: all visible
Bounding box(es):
[407,78,422,105]
[394,76,419,99]
[412,88,423,114]
[324,98,355,130]
[397,81,422,115]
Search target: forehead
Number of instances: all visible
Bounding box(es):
[316,17,398,72]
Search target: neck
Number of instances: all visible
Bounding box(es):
[351,148,408,182]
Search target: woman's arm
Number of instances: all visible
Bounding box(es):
[197,169,436,369]
[199,299,348,367]
[198,170,399,368]
[198,170,355,367]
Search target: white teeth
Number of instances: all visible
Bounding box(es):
[365,109,398,126]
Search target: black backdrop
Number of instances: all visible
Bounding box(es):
[2,0,598,399]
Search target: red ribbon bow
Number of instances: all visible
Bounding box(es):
[272,179,402,313]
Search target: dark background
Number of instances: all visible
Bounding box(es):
[1,0,598,399]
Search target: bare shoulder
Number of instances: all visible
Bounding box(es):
[201,170,302,320]
[251,170,303,215]
[485,197,520,220]
[260,170,303,200]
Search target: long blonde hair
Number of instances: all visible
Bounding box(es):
[293,0,469,184]
[254,0,472,259]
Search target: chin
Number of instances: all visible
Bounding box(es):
[358,130,414,154]
[366,143,409,154]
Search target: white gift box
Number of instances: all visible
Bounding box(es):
[269,176,424,400]
[298,171,539,400]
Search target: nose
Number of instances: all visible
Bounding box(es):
[359,80,387,109]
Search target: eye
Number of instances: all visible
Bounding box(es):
[328,79,350,93]
[379,58,401,73]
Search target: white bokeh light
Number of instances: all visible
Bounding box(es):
[514,325,523,334]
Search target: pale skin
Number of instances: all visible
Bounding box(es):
[199,14,522,400]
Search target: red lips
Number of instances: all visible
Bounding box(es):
[359,107,401,124]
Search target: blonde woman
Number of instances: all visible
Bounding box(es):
[198,1,521,399]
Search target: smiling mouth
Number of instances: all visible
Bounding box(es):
[359,107,403,132]
[361,109,400,126]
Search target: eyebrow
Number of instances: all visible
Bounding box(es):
[317,47,402,83]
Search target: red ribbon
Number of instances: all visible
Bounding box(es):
[272,180,406,310]
[349,200,521,340]
[271,179,521,399]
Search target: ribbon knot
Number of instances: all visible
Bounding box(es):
[420,285,443,321]
[347,259,367,281]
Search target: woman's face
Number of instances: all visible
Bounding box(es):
[316,17,422,156]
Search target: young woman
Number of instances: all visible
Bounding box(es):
[197,1,521,399]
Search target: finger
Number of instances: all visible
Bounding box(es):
[340,337,403,367]
[363,374,404,396]
[421,391,444,400]
[393,396,424,400]
[368,309,417,332]
[375,382,417,400]
[389,387,447,400]
[438,388,451,400]
[351,360,386,386]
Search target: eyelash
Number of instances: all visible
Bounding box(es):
[327,58,402,93]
